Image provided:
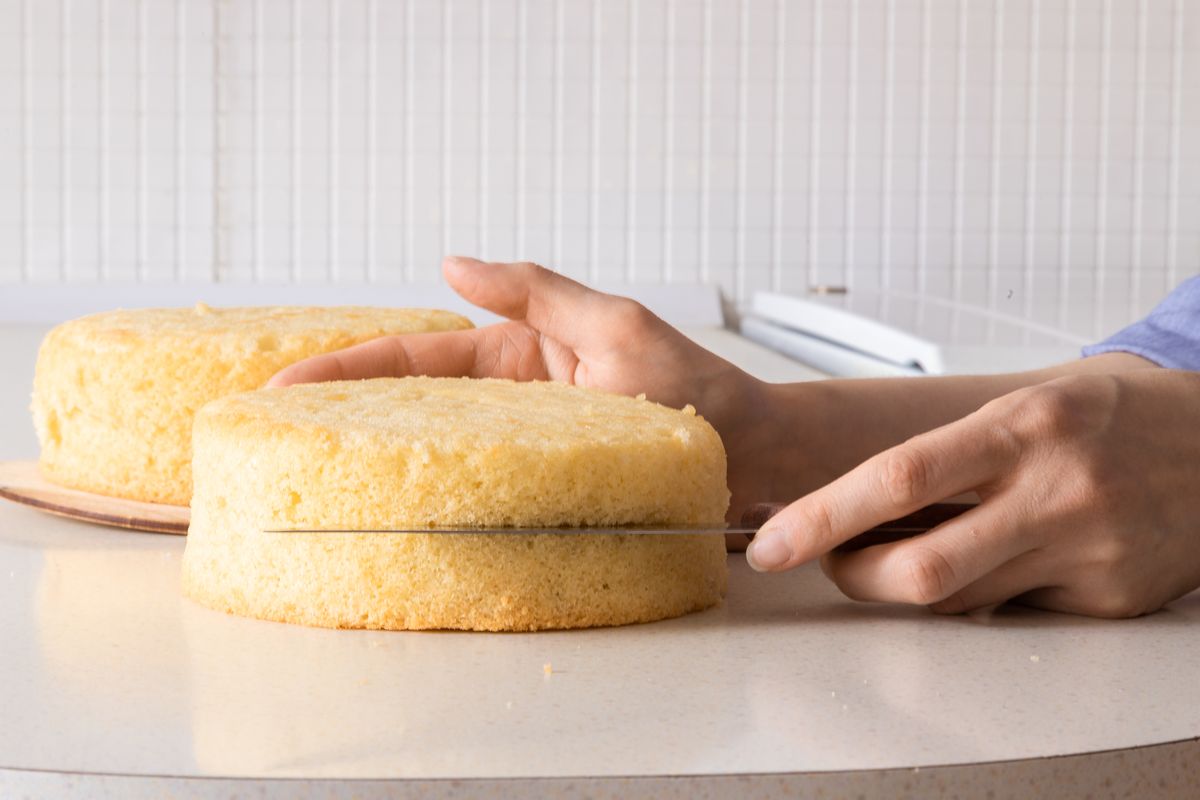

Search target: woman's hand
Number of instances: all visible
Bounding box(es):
[747,368,1200,617]
[270,256,784,522]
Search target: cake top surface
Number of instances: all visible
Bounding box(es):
[50,304,471,340]
[198,377,715,451]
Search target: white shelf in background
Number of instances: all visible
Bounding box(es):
[742,291,1086,377]
[0,283,726,330]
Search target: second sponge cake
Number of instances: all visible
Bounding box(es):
[31,305,472,505]
[182,377,730,631]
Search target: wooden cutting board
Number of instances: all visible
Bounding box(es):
[0,461,189,535]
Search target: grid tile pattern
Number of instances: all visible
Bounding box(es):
[1,0,1198,339]
[0,0,216,284]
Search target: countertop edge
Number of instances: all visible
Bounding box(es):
[3,737,1197,800]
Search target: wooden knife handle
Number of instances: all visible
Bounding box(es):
[739,501,975,552]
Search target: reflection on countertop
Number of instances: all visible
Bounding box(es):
[3,500,1198,781]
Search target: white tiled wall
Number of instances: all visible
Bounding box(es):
[1,0,1198,339]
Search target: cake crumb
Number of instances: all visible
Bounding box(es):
[543,662,553,676]
[1030,655,1041,663]
[505,701,513,710]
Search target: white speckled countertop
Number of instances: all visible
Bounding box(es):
[1,323,1197,799]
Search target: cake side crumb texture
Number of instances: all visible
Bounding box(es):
[31,305,472,505]
[182,377,730,631]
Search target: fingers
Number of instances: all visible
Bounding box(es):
[925,553,1051,614]
[746,413,1017,573]
[268,321,559,386]
[1016,586,1153,619]
[270,256,664,389]
[820,502,1033,606]
[443,256,658,354]
[443,256,595,326]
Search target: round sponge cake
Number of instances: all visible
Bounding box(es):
[31,305,472,505]
[181,377,730,631]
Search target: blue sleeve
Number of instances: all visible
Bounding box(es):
[1081,275,1200,370]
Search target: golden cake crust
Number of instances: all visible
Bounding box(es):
[181,377,730,631]
[31,305,472,505]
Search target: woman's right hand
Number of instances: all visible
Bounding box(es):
[747,368,1200,618]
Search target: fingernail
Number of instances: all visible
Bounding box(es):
[746,527,792,572]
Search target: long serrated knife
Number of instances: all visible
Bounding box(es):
[265,501,974,552]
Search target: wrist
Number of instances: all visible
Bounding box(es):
[752,379,843,501]
[699,370,789,517]
[1066,351,1161,374]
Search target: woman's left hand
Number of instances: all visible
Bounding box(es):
[746,368,1200,618]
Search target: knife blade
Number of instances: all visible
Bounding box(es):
[268,526,751,535]
[265,501,974,552]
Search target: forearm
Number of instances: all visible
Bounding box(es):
[759,352,1156,501]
